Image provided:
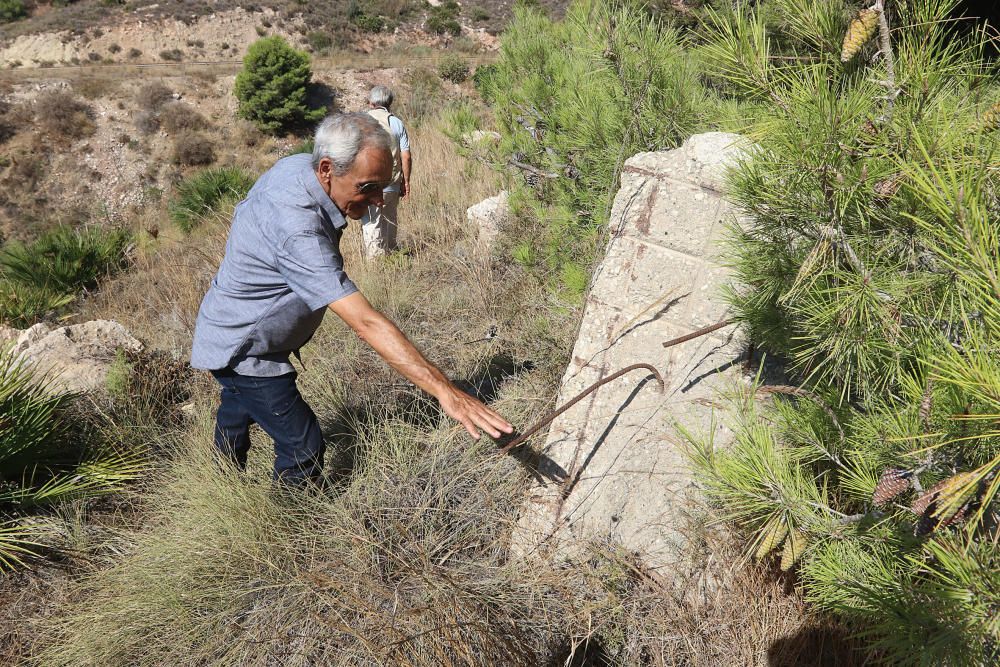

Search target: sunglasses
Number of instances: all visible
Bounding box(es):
[356,181,386,195]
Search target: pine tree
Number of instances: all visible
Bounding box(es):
[686,1,1000,663]
[233,36,326,135]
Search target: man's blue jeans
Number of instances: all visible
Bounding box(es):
[211,369,324,484]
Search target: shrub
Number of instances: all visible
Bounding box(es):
[134,110,159,135]
[0,225,132,295]
[108,43,121,54]
[159,101,208,133]
[0,281,74,327]
[306,30,332,52]
[437,54,469,83]
[0,0,26,23]
[485,1,707,274]
[233,36,325,134]
[471,62,497,100]
[35,90,95,139]
[168,166,255,233]
[171,132,215,166]
[135,82,172,112]
[159,49,183,62]
[351,11,385,32]
[127,47,141,59]
[426,13,460,36]
[0,99,15,144]
[0,347,141,570]
[427,0,461,35]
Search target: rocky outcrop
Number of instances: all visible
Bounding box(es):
[466,190,509,251]
[515,133,754,574]
[1,320,142,393]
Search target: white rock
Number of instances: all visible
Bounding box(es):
[466,190,509,251]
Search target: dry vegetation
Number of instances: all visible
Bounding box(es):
[0,101,863,663]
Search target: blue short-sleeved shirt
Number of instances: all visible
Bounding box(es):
[190,153,358,376]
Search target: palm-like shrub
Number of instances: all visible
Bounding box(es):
[0,225,131,294]
[689,1,1000,663]
[233,36,326,135]
[0,225,132,326]
[0,349,140,569]
[168,166,256,233]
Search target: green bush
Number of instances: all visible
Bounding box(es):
[0,347,141,569]
[306,30,333,52]
[349,5,385,33]
[688,1,1000,663]
[471,62,498,100]
[234,36,326,134]
[485,0,708,273]
[437,54,470,83]
[169,166,255,233]
[0,281,74,328]
[0,225,131,297]
[0,0,26,23]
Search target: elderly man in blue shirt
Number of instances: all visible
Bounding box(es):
[191,113,512,484]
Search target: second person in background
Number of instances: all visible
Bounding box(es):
[361,85,411,258]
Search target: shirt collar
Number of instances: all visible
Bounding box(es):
[303,160,348,230]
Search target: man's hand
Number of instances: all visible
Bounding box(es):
[436,383,512,440]
[329,293,513,440]
[399,180,409,199]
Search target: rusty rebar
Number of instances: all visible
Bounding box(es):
[497,317,737,456]
[497,363,664,455]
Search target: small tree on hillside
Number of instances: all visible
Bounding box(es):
[233,36,325,135]
[0,0,27,24]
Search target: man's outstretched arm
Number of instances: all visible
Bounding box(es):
[329,292,512,440]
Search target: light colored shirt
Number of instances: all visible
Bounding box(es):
[190,153,358,376]
[378,109,409,193]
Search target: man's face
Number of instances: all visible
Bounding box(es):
[319,147,393,220]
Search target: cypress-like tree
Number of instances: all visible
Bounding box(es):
[233,36,325,135]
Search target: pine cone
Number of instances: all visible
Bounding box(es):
[874,175,902,199]
[984,101,1000,130]
[911,473,977,535]
[779,529,807,571]
[911,477,949,516]
[873,468,910,506]
[841,9,879,63]
[754,517,788,560]
[860,119,879,137]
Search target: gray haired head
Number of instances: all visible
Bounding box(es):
[311,113,392,174]
[368,85,394,109]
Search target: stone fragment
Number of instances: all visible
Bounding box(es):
[515,133,755,576]
[466,190,509,251]
[13,320,143,393]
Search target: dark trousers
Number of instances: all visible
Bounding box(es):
[211,369,325,484]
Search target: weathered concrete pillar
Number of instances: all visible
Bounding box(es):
[516,133,753,573]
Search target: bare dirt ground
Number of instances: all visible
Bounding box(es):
[0,3,501,69]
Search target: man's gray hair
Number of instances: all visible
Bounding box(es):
[368,85,394,109]
[311,113,392,174]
